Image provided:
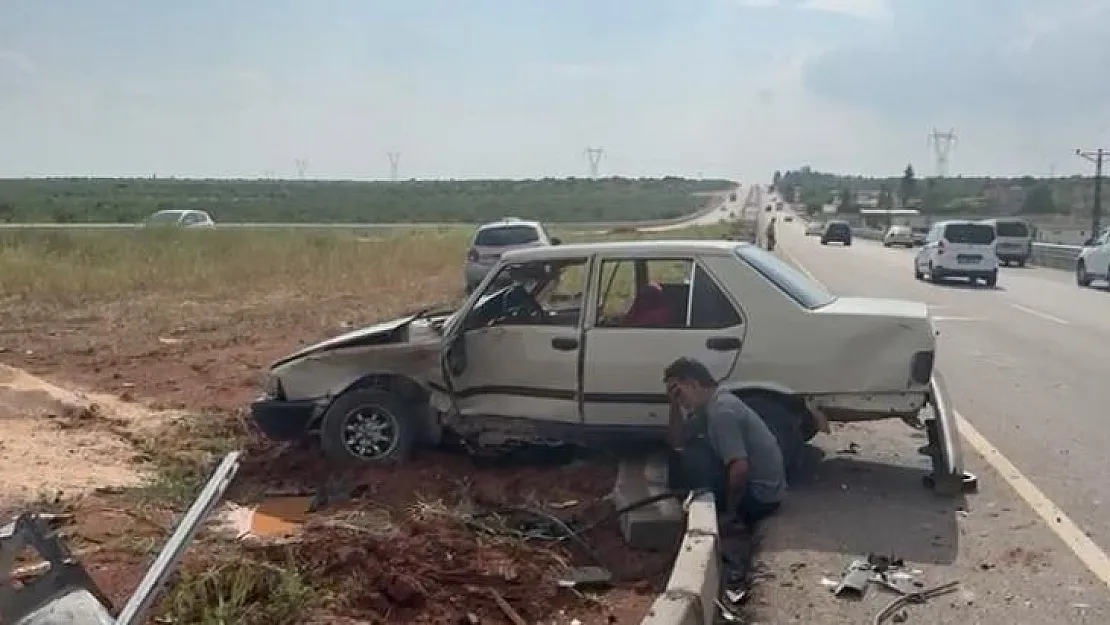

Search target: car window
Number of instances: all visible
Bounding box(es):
[474,225,540,246]
[994,221,1029,237]
[146,210,183,224]
[183,212,203,224]
[943,223,995,245]
[465,258,587,329]
[735,245,836,310]
[595,258,695,328]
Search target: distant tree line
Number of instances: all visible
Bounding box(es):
[772,166,1093,217]
[0,177,736,224]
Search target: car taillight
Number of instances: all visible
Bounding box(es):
[467,248,479,262]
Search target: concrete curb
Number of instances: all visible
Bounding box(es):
[638,493,720,625]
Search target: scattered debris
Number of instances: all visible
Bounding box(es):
[837,442,862,455]
[828,554,962,625]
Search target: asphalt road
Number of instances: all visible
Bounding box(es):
[747,216,1110,623]
[781,219,1110,550]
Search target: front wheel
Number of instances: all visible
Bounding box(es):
[984,271,998,288]
[320,388,416,466]
[1077,261,1092,287]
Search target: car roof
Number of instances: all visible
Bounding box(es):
[476,218,543,231]
[152,209,187,216]
[502,239,747,262]
[936,219,986,226]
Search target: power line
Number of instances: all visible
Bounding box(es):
[584,147,604,178]
[1075,148,1107,236]
[387,151,401,182]
[927,128,957,177]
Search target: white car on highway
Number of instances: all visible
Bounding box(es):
[1076,228,1110,288]
[914,220,998,287]
[882,225,914,248]
[463,218,561,293]
[142,209,215,228]
[252,240,963,492]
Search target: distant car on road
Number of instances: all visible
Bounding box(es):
[805,221,825,236]
[142,209,215,229]
[821,220,852,246]
[883,225,914,248]
[980,218,1033,267]
[911,226,928,246]
[914,220,998,287]
[464,218,560,293]
[1076,228,1110,288]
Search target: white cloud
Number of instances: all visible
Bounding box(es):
[798,0,891,21]
[0,49,35,75]
[733,0,780,7]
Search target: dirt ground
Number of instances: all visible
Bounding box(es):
[0,260,664,623]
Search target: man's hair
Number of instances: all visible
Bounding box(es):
[664,357,717,387]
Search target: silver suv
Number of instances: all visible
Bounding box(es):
[464,218,560,292]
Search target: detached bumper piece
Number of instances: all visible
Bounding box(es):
[250,398,319,441]
[921,372,978,495]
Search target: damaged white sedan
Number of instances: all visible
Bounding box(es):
[251,240,971,493]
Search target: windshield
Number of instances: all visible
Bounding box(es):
[735,245,836,310]
[889,226,910,234]
[146,211,183,224]
[944,223,995,244]
[994,221,1029,237]
[474,225,540,246]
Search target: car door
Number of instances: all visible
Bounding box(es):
[1088,230,1110,277]
[440,257,590,425]
[581,254,744,429]
[917,225,941,269]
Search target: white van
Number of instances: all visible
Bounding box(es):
[914,220,998,287]
[980,218,1033,267]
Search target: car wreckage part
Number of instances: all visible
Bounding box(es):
[0,451,241,625]
[922,372,977,496]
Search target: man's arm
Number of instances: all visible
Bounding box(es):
[668,399,685,450]
[708,407,751,510]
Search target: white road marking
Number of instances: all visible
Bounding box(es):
[931,316,980,322]
[783,240,1110,590]
[957,412,1110,588]
[1010,303,1069,325]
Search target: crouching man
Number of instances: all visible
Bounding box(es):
[664,357,786,529]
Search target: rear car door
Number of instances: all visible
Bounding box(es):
[581,254,744,430]
[441,257,590,426]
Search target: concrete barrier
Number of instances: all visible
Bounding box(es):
[849,227,1084,272]
[639,493,720,625]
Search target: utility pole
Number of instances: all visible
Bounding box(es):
[387,151,401,182]
[928,128,957,178]
[1076,148,1107,237]
[585,147,604,178]
[293,158,308,179]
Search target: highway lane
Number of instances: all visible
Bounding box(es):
[780,221,1110,556]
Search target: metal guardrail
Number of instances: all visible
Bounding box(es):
[849,227,1083,272]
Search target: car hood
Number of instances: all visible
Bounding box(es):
[814,296,928,321]
[270,310,455,369]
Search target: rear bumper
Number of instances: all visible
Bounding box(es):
[249,397,323,441]
[933,265,996,279]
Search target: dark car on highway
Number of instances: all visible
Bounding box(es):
[821,220,852,246]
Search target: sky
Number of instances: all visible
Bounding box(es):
[1,0,1109,180]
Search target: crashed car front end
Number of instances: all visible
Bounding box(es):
[250,312,450,442]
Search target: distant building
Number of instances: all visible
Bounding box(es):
[855,190,881,209]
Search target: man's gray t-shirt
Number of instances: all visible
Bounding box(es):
[689,389,787,503]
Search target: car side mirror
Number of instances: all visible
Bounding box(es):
[1084,238,1096,247]
[550,237,562,246]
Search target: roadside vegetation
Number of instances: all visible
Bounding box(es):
[0,221,732,624]
[0,176,734,224]
[773,166,1092,218]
